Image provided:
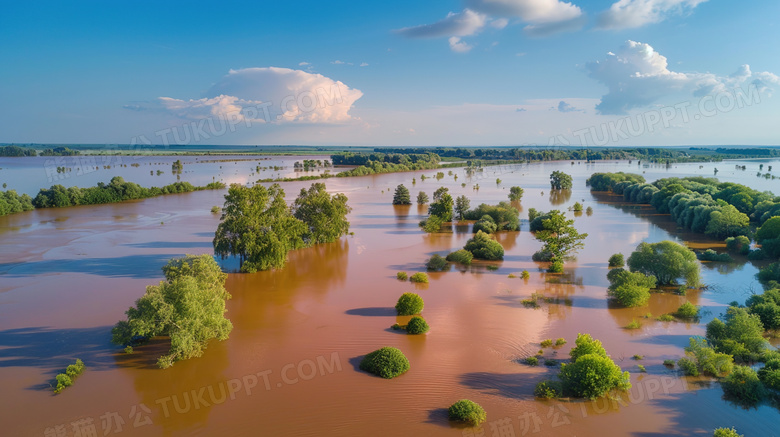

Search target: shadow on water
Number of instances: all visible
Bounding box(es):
[0,254,175,278]
[0,326,117,390]
[123,241,213,249]
[345,307,397,317]
[459,371,547,400]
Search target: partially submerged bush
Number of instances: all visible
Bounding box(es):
[725,236,750,255]
[395,292,424,315]
[464,230,504,260]
[675,302,699,319]
[721,365,765,404]
[406,316,430,335]
[409,272,429,283]
[524,356,539,366]
[472,215,498,234]
[446,249,473,265]
[534,380,562,399]
[682,337,733,377]
[425,254,448,271]
[555,338,567,346]
[397,271,408,280]
[560,353,631,399]
[607,268,657,308]
[54,359,85,393]
[359,347,410,379]
[541,339,553,348]
[448,399,487,426]
[698,249,734,263]
[608,253,624,268]
[521,270,530,279]
[713,428,743,437]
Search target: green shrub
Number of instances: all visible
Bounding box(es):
[657,314,676,322]
[397,271,408,280]
[725,236,751,255]
[675,302,699,319]
[210,205,220,214]
[555,338,567,346]
[683,337,734,377]
[544,359,558,367]
[406,316,430,334]
[626,319,641,329]
[472,215,498,234]
[534,380,562,399]
[464,230,504,260]
[359,347,410,379]
[420,215,444,233]
[532,250,553,262]
[425,254,448,271]
[447,400,487,426]
[569,333,607,362]
[509,186,524,201]
[607,268,656,307]
[758,359,780,390]
[446,249,473,265]
[486,265,498,271]
[572,202,583,212]
[395,292,424,315]
[698,249,734,263]
[632,355,644,360]
[524,356,539,366]
[678,357,699,376]
[521,270,530,279]
[757,216,780,243]
[521,298,539,308]
[541,339,553,347]
[608,253,625,268]
[586,206,593,215]
[663,359,675,367]
[409,272,429,283]
[721,365,765,404]
[53,359,84,393]
[638,365,646,373]
[560,354,631,399]
[713,428,743,437]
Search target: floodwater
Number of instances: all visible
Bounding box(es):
[0,154,338,197]
[2,157,780,436]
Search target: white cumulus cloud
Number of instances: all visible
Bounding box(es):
[586,40,777,115]
[598,0,708,30]
[449,37,474,53]
[156,67,363,124]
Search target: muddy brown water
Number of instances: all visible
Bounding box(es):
[2,159,780,436]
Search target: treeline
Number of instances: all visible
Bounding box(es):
[587,172,780,243]
[0,145,37,157]
[332,152,441,177]
[30,177,226,209]
[0,190,35,216]
[0,145,81,157]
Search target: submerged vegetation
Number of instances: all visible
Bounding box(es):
[213,182,351,272]
[359,347,410,379]
[111,255,232,368]
[53,359,85,393]
[447,399,486,426]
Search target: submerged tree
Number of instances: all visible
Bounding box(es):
[111,255,233,368]
[533,210,587,272]
[508,186,524,201]
[550,171,573,190]
[292,182,352,245]
[416,191,429,205]
[213,183,306,272]
[428,187,453,222]
[454,195,470,220]
[393,184,411,205]
[627,240,700,287]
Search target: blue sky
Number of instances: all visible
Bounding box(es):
[1,0,779,147]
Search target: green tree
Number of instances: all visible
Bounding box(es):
[705,205,749,239]
[429,192,453,222]
[111,255,233,368]
[606,268,656,307]
[550,171,573,190]
[392,184,411,205]
[713,428,743,437]
[292,183,351,245]
[213,183,306,272]
[533,210,588,271]
[416,191,429,205]
[473,215,498,234]
[626,241,700,286]
[454,195,470,220]
[509,186,524,201]
[560,334,630,399]
[464,230,504,260]
[757,216,780,243]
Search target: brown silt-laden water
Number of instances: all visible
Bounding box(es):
[2,157,780,436]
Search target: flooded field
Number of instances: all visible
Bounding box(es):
[2,157,780,436]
